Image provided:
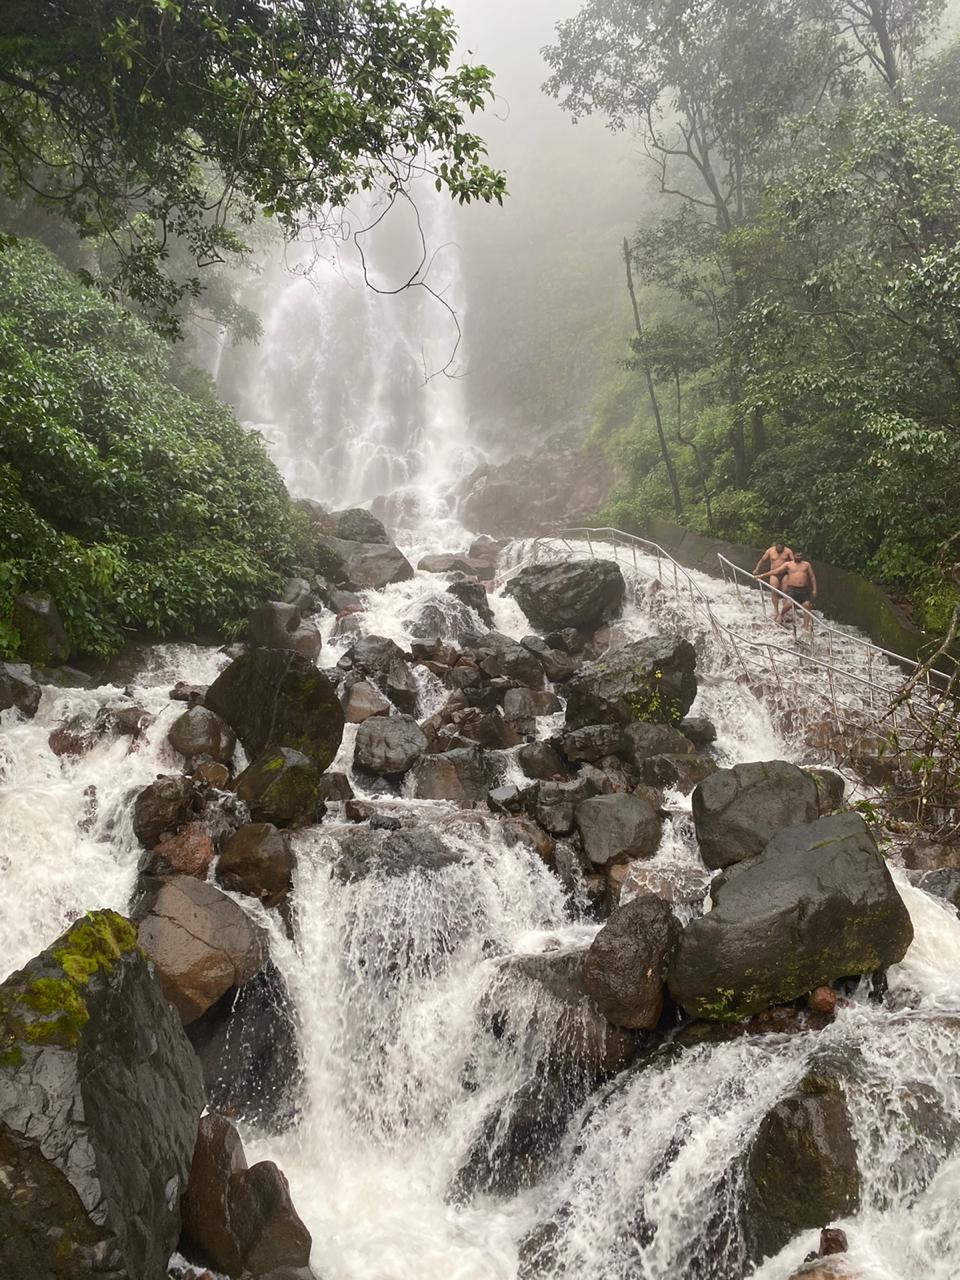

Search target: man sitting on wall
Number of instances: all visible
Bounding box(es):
[779,553,818,630]
[753,541,794,621]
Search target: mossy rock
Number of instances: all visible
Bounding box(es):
[233,746,320,827]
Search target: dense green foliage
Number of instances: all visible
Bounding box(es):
[0,0,505,334]
[0,239,301,658]
[547,0,960,629]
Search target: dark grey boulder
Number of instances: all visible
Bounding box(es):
[908,868,960,910]
[560,723,626,764]
[94,700,154,740]
[0,660,41,718]
[419,553,476,574]
[520,635,577,682]
[903,838,960,871]
[12,591,69,665]
[679,716,717,748]
[217,823,295,909]
[411,746,503,806]
[168,705,236,765]
[692,761,823,870]
[281,576,314,609]
[503,687,562,727]
[316,535,414,590]
[205,648,344,771]
[0,912,204,1280]
[575,793,663,867]
[341,678,391,724]
[248,602,322,661]
[331,506,390,543]
[806,766,847,812]
[341,635,418,713]
[448,578,495,628]
[639,753,718,794]
[620,720,695,766]
[132,774,201,849]
[186,962,302,1134]
[316,771,354,802]
[332,826,462,882]
[234,747,320,828]
[354,714,428,776]
[136,876,268,1023]
[518,740,567,781]
[583,896,680,1028]
[467,632,546,689]
[505,560,625,632]
[745,1072,860,1261]
[180,1114,312,1276]
[668,812,914,1019]
[564,636,697,730]
[535,773,604,837]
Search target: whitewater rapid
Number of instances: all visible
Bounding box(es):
[2,534,959,1280]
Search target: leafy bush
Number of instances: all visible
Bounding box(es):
[0,238,297,657]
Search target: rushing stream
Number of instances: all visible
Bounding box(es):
[2,514,959,1280]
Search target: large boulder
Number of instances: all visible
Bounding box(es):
[505,560,625,632]
[353,714,428,777]
[411,746,503,806]
[247,602,322,661]
[0,911,204,1280]
[575,793,663,867]
[205,648,344,771]
[168,705,237,765]
[564,636,698,730]
[12,591,70,665]
[447,579,495,628]
[233,747,320,827]
[668,812,914,1019]
[135,877,268,1023]
[331,506,390,544]
[216,823,295,909]
[418,553,475,574]
[180,1114,312,1277]
[341,679,391,724]
[132,774,202,849]
[582,896,680,1028]
[332,826,462,883]
[341,635,418,713]
[317,535,414,590]
[745,1072,860,1261]
[692,761,824,870]
[0,661,41,718]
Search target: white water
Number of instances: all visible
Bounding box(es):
[2,521,960,1279]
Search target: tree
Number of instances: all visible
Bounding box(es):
[810,0,943,102]
[0,0,505,334]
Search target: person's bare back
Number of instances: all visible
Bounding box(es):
[753,542,794,619]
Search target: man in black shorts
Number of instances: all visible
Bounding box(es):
[779,553,818,629]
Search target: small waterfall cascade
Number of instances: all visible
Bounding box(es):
[212,196,486,517]
[2,532,960,1280]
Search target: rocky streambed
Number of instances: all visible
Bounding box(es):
[1,509,959,1280]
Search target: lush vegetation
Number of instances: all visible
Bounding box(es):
[0,0,504,336]
[0,238,305,658]
[546,0,960,630]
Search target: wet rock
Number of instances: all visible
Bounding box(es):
[49,714,92,757]
[0,661,42,718]
[411,746,503,806]
[194,760,231,789]
[331,506,390,544]
[384,656,418,714]
[418,553,476,574]
[903,837,960,872]
[180,1114,312,1276]
[505,560,625,632]
[247,602,322,661]
[502,816,556,863]
[560,723,626,764]
[341,679,391,723]
[806,766,846,812]
[583,896,680,1028]
[575,793,662,867]
[35,664,92,688]
[205,649,344,771]
[808,986,838,1016]
[354,714,428,777]
[135,876,267,1023]
[316,535,414,590]
[144,820,217,878]
[487,784,525,814]
[503,687,562,729]
[341,635,418,713]
[332,826,462,882]
[535,774,603,837]
[186,962,302,1134]
[668,813,914,1020]
[170,680,208,703]
[547,627,586,655]
[316,771,354,802]
[745,1072,860,1262]
[169,705,237,764]
[679,716,717,748]
[436,705,521,751]
[281,576,314,609]
[233,748,320,828]
[908,867,960,910]
[520,635,577,682]
[620,720,695,765]
[639,753,718,794]
[12,591,70,665]
[294,497,329,523]
[370,813,402,831]
[133,774,202,848]
[564,636,698,730]
[94,700,154,739]
[327,588,364,614]
[217,823,294,909]
[467,535,505,579]
[692,761,823,870]
[0,911,204,1280]
[518,740,567,781]
[447,578,495,628]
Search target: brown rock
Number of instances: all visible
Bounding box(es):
[217,823,294,909]
[194,760,231,789]
[807,986,837,1017]
[502,816,555,864]
[145,821,216,878]
[341,679,391,724]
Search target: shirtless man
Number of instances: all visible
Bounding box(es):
[753,542,794,620]
[779,553,818,630]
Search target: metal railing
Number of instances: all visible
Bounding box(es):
[497,527,959,754]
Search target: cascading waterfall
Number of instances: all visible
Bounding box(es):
[3,530,960,1280]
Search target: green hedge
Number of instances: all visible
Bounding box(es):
[0,238,299,658]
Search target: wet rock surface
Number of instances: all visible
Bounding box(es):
[233,747,320,827]
[317,535,414,590]
[0,660,42,718]
[353,714,428,776]
[692,761,824,870]
[583,896,680,1029]
[247,602,322,661]
[564,636,698,730]
[332,826,463,882]
[505,560,625,632]
[411,746,503,806]
[168,706,237,765]
[0,912,204,1280]
[575,793,663,867]
[216,823,295,909]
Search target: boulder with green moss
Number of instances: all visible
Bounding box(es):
[668,812,913,1020]
[0,910,204,1280]
[234,747,320,827]
[563,636,697,730]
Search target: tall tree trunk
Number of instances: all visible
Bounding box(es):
[675,371,715,533]
[623,238,684,522]
[751,406,766,456]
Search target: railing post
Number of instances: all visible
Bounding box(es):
[586,530,594,560]
[673,562,679,594]
[631,541,637,570]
